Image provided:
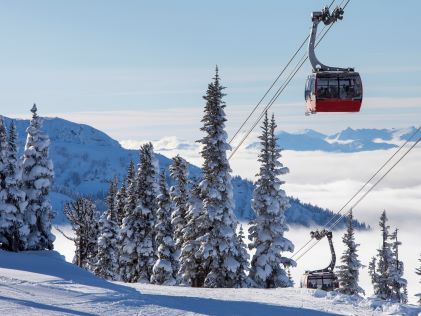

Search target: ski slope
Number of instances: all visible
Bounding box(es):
[1,250,420,315]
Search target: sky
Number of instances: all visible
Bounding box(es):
[0,0,420,141]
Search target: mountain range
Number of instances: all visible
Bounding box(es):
[246,127,418,152]
[3,115,374,229]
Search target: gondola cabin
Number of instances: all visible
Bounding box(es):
[301,271,339,291]
[305,71,363,113]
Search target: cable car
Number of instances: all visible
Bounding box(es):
[305,6,363,114]
[300,229,339,291]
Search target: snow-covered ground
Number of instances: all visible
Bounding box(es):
[53,223,421,307]
[1,250,420,315]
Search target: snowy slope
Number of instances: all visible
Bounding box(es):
[1,250,419,315]
[3,116,367,229]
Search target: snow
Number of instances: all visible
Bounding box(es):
[0,250,420,315]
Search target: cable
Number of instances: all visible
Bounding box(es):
[228,0,338,145]
[294,135,421,263]
[228,36,309,145]
[228,16,336,160]
[291,126,421,259]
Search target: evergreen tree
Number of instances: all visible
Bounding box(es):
[127,160,136,195]
[248,112,295,288]
[337,210,364,296]
[368,257,377,290]
[389,229,407,303]
[235,225,250,288]
[62,197,99,270]
[21,104,55,250]
[115,179,127,227]
[151,171,177,285]
[0,121,28,251]
[369,210,394,300]
[118,195,143,282]
[416,254,421,305]
[196,67,244,288]
[119,144,158,282]
[95,178,120,280]
[136,142,159,280]
[178,178,206,286]
[169,155,189,256]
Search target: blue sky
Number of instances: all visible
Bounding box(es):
[0,0,420,140]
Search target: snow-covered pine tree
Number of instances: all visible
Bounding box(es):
[235,225,250,288]
[118,161,140,282]
[416,254,421,305]
[119,144,158,283]
[169,155,189,257]
[389,229,408,303]
[248,112,296,288]
[127,160,136,194]
[368,257,377,289]
[336,210,364,296]
[21,104,55,250]
[63,197,99,270]
[151,170,177,285]
[136,142,159,281]
[369,210,394,300]
[0,117,14,249]
[178,178,206,287]
[95,177,120,280]
[0,121,28,251]
[196,67,245,288]
[115,178,127,227]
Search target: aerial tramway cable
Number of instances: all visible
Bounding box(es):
[228,0,337,146]
[229,0,351,160]
[292,128,421,263]
[291,126,421,260]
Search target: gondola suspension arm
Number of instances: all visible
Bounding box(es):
[308,6,352,72]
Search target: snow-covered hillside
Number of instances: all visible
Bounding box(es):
[1,250,419,315]
[4,116,366,229]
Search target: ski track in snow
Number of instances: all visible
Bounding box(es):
[1,250,420,315]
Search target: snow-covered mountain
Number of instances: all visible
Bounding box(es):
[4,116,366,229]
[245,127,418,152]
[123,127,417,153]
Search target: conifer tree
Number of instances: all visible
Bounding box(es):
[21,104,55,250]
[169,155,189,256]
[136,142,159,280]
[95,178,120,280]
[127,160,136,193]
[389,229,407,303]
[369,210,394,300]
[178,178,206,286]
[416,254,421,305]
[196,67,245,288]
[115,179,127,227]
[337,210,364,296]
[0,121,28,251]
[118,161,140,282]
[119,144,158,282]
[62,197,99,270]
[248,112,295,288]
[235,225,250,288]
[151,171,177,285]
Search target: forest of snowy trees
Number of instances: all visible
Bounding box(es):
[1,69,420,305]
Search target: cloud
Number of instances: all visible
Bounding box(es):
[363,97,421,109]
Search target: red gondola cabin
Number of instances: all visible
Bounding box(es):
[305,71,363,113]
